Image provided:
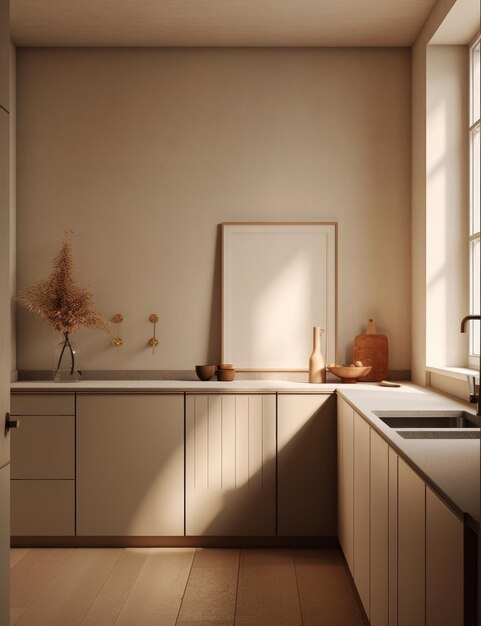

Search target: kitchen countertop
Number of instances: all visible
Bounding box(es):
[11,379,339,393]
[337,384,480,533]
[11,379,480,532]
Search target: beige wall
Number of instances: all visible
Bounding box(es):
[426,45,468,367]
[16,48,411,372]
[411,0,477,389]
[411,0,457,385]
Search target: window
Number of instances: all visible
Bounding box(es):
[469,37,480,368]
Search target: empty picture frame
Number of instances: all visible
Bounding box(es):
[222,222,337,371]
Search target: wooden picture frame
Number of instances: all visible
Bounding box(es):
[222,222,337,371]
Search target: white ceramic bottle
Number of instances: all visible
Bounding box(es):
[309,326,326,383]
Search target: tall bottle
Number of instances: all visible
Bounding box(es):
[309,326,326,383]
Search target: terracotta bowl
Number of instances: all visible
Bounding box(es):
[216,368,235,382]
[327,365,372,384]
[195,364,216,381]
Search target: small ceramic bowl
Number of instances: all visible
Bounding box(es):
[327,365,372,384]
[195,364,216,381]
[216,368,235,382]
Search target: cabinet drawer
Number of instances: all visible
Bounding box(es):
[11,415,74,479]
[11,393,75,416]
[11,480,75,536]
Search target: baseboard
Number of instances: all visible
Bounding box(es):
[11,535,340,549]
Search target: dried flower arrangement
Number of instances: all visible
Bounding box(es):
[18,230,110,378]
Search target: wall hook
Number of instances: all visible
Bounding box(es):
[111,313,123,351]
[149,314,159,354]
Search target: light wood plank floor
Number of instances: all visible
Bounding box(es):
[10,548,367,625]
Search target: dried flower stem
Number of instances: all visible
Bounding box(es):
[18,230,110,337]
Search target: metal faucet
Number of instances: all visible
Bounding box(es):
[460,315,481,416]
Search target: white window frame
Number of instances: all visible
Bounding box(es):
[468,36,480,369]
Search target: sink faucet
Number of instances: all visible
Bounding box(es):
[460,315,481,416]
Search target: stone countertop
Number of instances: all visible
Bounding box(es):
[338,385,480,533]
[11,379,339,393]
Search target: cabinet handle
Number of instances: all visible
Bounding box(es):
[4,412,20,434]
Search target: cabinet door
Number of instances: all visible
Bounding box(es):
[426,487,463,626]
[77,394,184,536]
[11,479,74,536]
[388,447,398,626]
[278,394,336,536]
[353,412,370,617]
[338,398,354,572]
[370,429,389,626]
[0,465,9,626]
[398,458,425,626]
[186,394,276,536]
[11,415,74,479]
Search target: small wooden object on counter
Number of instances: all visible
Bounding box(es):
[327,365,372,384]
[195,365,216,381]
[216,365,235,381]
[353,318,388,382]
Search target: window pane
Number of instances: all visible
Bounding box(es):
[472,40,480,124]
[472,125,480,235]
[471,238,480,357]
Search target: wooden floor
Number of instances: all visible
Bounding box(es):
[10,547,367,625]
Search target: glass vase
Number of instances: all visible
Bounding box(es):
[53,333,81,382]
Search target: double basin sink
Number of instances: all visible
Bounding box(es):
[373,410,481,439]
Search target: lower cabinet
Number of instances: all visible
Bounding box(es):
[185,394,276,535]
[370,429,389,626]
[11,480,75,536]
[353,412,370,616]
[337,397,468,626]
[11,390,338,540]
[278,394,337,536]
[0,465,9,626]
[398,458,426,626]
[76,394,184,536]
[426,487,464,626]
[388,447,398,626]
[338,396,354,571]
[10,394,75,537]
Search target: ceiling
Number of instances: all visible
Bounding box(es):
[10,0,439,47]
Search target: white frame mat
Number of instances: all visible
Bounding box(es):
[222,222,337,371]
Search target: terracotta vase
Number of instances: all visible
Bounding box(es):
[309,326,326,383]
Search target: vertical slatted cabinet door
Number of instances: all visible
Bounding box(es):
[185,394,276,536]
[426,487,463,626]
[370,429,389,626]
[353,412,370,618]
[398,458,425,626]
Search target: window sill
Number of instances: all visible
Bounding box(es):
[426,366,479,403]
[426,365,479,381]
